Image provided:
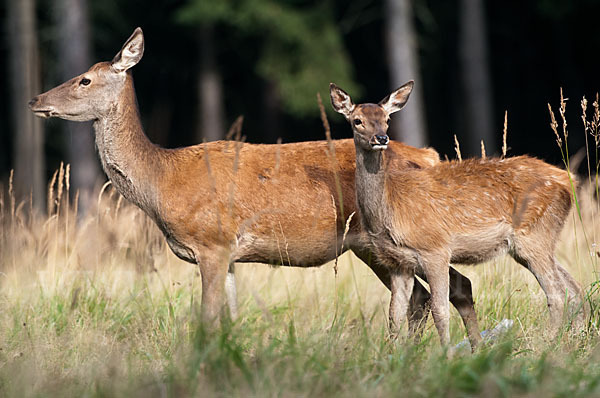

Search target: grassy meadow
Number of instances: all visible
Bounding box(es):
[2,105,600,397]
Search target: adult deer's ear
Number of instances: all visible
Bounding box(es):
[330,83,355,119]
[379,80,414,115]
[112,27,145,73]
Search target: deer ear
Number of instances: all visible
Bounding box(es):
[112,27,144,73]
[379,81,414,115]
[329,83,355,118]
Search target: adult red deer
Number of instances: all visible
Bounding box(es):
[29,27,481,346]
[330,81,585,345]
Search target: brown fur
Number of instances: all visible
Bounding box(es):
[330,81,585,346]
[29,28,481,346]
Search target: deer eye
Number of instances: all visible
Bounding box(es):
[79,78,91,86]
[353,119,363,126]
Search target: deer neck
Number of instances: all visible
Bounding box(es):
[93,74,162,214]
[354,141,388,234]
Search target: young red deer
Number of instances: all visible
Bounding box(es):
[331,81,585,345]
[29,28,481,345]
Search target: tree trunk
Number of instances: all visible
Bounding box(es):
[54,0,101,214]
[196,26,225,142]
[7,0,45,209]
[262,79,282,143]
[459,0,496,155]
[384,0,427,147]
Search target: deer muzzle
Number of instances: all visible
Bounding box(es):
[369,134,389,150]
[28,96,55,118]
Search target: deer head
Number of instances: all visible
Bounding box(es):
[29,28,145,122]
[329,81,414,151]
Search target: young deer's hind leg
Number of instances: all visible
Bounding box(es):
[554,260,586,330]
[511,240,569,337]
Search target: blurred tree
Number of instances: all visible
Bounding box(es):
[197,25,225,142]
[384,0,427,146]
[54,0,101,212]
[7,0,45,209]
[458,0,495,155]
[177,0,359,140]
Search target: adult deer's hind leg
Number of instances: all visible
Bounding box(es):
[408,281,431,341]
[449,267,482,349]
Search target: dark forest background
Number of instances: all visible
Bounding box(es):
[2,0,600,210]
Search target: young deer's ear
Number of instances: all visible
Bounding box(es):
[379,80,414,115]
[111,27,145,73]
[330,83,355,119]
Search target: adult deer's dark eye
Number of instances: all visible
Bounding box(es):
[353,119,362,126]
[80,78,91,86]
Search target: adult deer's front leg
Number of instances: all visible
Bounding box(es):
[196,250,230,325]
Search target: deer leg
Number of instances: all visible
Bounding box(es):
[448,267,481,350]
[512,248,566,337]
[389,267,415,338]
[355,248,481,344]
[353,248,430,337]
[415,266,480,349]
[408,281,430,341]
[421,254,451,346]
[554,260,586,330]
[225,262,238,319]
[352,248,392,288]
[195,250,230,326]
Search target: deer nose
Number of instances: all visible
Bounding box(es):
[375,135,389,145]
[28,96,39,108]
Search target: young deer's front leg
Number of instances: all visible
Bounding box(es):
[421,253,451,346]
[389,267,415,337]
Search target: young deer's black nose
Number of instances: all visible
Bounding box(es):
[28,97,39,108]
[375,135,389,145]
